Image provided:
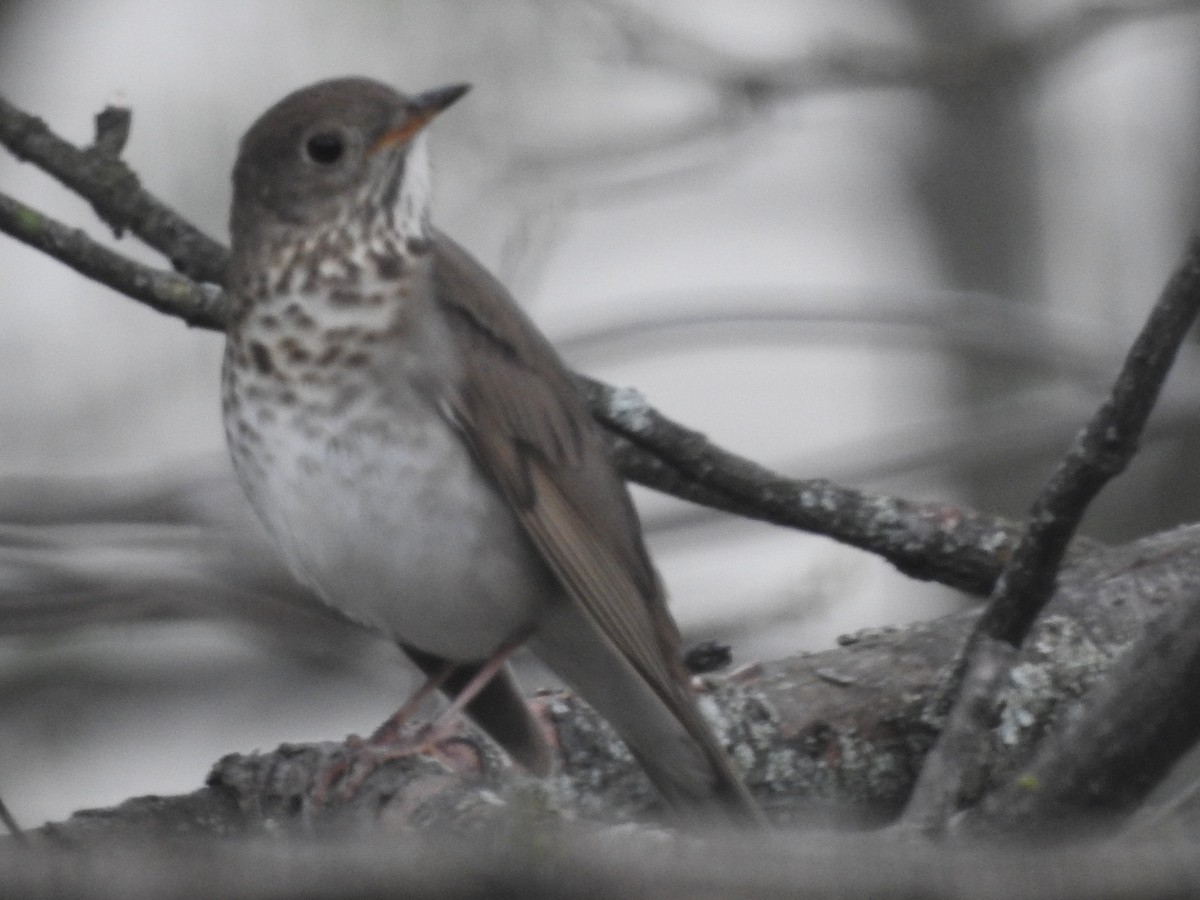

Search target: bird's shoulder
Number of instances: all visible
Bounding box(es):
[428,227,667,609]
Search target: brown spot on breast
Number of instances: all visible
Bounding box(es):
[328,288,363,307]
[249,342,275,376]
[344,351,372,367]
[315,345,343,366]
[370,251,406,280]
[256,314,280,330]
[284,303,316,330]
[279,337,310,365]
[273,265,294,295]
[226,295,252,328]
[236,419,263,445]
[301,261,319,294]
[406,235,431,256]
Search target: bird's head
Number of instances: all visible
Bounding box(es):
[230,77,470,258]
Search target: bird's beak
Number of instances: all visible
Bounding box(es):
[369,83,471,155]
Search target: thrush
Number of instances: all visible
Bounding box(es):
[221,77,761,824]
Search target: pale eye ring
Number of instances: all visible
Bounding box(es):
[304,130,346,165]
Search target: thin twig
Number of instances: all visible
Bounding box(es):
[977,235,1200,646]
[0,795,25,844]
[0,95,227,283]
[902,235,1200,833]
[584,378,1020,596]
[0,191,225,329]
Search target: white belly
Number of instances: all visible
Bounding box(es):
[229,392,554,662]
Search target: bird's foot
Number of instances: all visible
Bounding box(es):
[307,718,476,812]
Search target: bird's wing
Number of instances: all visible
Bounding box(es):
[428,229,688,709]
[430,231,761,822]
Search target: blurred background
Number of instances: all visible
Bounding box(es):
[3,0,1200,826]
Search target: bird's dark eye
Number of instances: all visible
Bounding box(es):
[304,131,346,165]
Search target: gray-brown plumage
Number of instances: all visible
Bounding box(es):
[221,77,761,824]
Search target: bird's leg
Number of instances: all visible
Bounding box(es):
[308,660,455,809]
[366,660,456,745]
[313,638,525,807]
[414,638,523,735]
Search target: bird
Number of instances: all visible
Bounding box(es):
[220,76,761,825]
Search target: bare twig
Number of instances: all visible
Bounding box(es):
[92,105,131,159]
[0,95,227,282]
[975,235,1200,647]
[902,235,1200,833]
[0,795,25,844]
[584,378,1020,596]
[0,191,225,329]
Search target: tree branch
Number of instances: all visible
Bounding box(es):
[0,96,227,283]
[26,523,1200,838]
[584,379,1022,596]
[971,554,1200,832]
[0,190,225,329]
[902,235,1200,832]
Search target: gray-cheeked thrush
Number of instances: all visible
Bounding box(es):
[221,77,761,824]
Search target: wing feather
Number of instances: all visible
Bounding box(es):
[430,229,686,707]
[430,230,761,821]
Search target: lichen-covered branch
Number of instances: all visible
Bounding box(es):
[972,564,1200,832]
[978,235,1200,648]
[0,95,227,282]
[902,236,1200,832]
[30,523,1200,839]
[584,378,1021,596]
[0,191,225,329]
